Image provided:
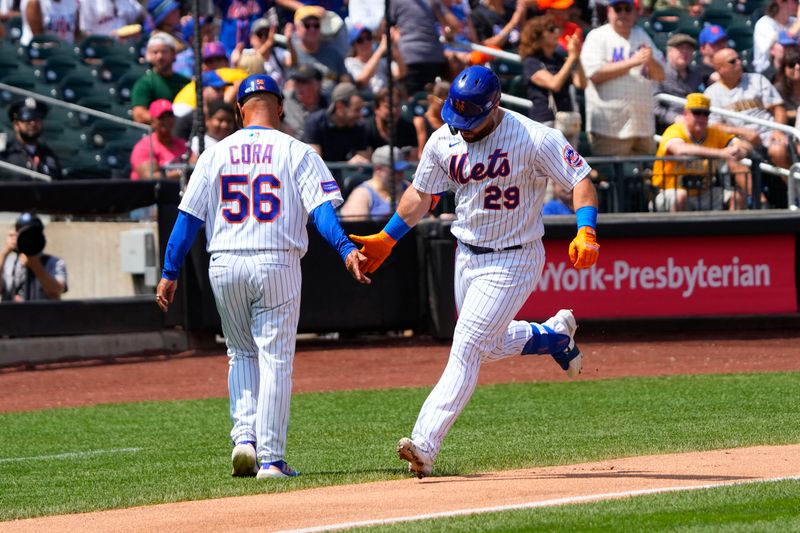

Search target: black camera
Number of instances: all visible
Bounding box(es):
[15,213,46,256]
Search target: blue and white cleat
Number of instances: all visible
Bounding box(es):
[256,460,300,479]
[544,309,582,378]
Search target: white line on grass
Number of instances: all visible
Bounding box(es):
[280,474,800,533]
[0,447,142,463]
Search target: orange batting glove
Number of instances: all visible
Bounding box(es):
[348,230,397,273]
[569,226,600,269]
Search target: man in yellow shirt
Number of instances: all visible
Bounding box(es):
[652,93,752,211]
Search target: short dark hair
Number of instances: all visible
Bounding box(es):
[207,100,235,117]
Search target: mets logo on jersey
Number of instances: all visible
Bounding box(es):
[562,145,583,168]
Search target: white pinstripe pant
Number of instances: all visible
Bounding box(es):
[411,241,546,460]
[208,251,301,464]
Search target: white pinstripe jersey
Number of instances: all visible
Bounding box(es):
[179,126,343,256]
[413,109,591,248]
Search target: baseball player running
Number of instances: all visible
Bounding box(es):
[156,74,370,479]
[351,66,600,478]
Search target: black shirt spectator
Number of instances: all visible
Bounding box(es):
[523,51,572,122]
[0,99,61,181]
[363,88,418,154]
[302,82,370,164]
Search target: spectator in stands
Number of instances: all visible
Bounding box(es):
[696,25,727,83]
[652,93,752,212]
[753,0,800,74]
[303,81,370,164]
[543,181,574,215]
[171,66,247,118]
[79,0,144,38]
[230,16,295,88]
[147,0,181,36]
[234,48,267,74]
[389,0,447,94]
[213,0,270,55]
[339,145,410,220]
[172,14,216,78]
[519,15,586,138]
[655,33,708,133]
[346,25,407,96]
[471,0,527,49]
[705,48,790,207]
[364,87,418,155]
[202,41,230,71]
[173,70,230,139]
[281,64,326,139]
[292,5,346,86]
[413,79,449,160]
[537,0,584,48]
[189,101,236,163]
[763,31,800,82]
[773,45,800,123]
[0,213,67,302]
[129,99,187,180]
[581,0,665,156]
[131,32,191,124]
[21,0,80,46]
[0,99,61,181]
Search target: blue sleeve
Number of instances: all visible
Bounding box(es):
[162,210,204,280]
[309,201,357,262]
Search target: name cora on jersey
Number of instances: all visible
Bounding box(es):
[448,148,511,184]
[229,142,274,165]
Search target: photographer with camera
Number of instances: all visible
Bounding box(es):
[1,213,67,302]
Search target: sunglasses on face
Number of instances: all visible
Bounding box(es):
[611,3,634,13]
[355,34,371,44]
[545,25,561,33]
[727,57,740,65]
[255,29,269,39]
[786,61,800,68]
[302,20,320,29]
[690,109,710,117]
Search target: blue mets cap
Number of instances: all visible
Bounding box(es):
[237,74,283,105]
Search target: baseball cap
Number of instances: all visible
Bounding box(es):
[684,93,710,111]
[327,82,358,113]
[294,5,324,24]
[348,25,371,46]
[237,74,283,104]
[147,31,177,51]
[667,33,697,48]
[251,17,271,35]
[202,41,227,61]
[372,145,410,171]
[15,212,43,232]
[147,0,180,26]
[778,31,799,47]
[289,64,322,82]
[180,15,213,41]
[8,98,47,122]
[202,70,229,88]
[149,98,174,119]
[698,24,727,46]
[537,0,574,9]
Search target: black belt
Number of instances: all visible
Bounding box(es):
[461,242,523,255]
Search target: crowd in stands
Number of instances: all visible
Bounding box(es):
[0,0,799,214]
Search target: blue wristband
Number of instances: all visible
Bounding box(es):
[575,206,597,229]
[383,212,411,241]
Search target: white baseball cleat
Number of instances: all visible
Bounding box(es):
[397,437,433,478]
[544,309,582,378]
[256,460,300,479]
[231,442,258,477]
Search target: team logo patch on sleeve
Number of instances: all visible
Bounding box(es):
[320,180,340,193]
[562,145,584,168]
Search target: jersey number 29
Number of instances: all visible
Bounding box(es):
[221,174,281,223]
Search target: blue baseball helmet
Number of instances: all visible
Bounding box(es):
[236,74,283,105]
[441,66,501,131]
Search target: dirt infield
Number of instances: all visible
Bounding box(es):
[2,329,800,531]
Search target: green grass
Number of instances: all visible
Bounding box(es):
[0,372,799,521]
[354,479,800,532]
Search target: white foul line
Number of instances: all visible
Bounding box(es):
[0,447,142,464]
[279,474,800,533]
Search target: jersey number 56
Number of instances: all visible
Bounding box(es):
[220,174,281,223]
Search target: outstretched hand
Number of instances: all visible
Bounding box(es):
[348,231,397,273]
[155,278,177,312]
[569,226,600,269]
[345,249,371,284]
